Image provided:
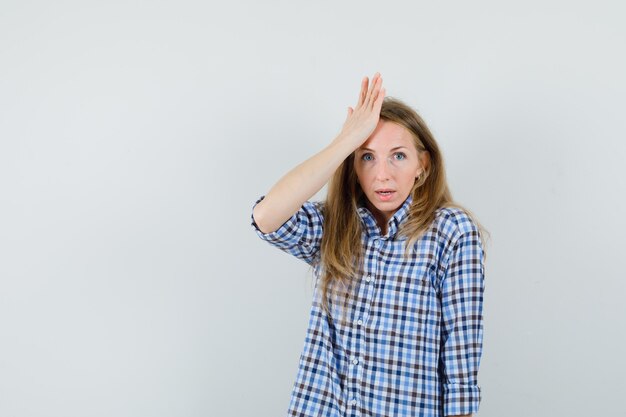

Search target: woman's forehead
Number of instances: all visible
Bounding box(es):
[359,121,415,151]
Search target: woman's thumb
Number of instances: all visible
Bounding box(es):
[347,106,354,117]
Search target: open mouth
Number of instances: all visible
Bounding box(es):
[375,190,395,200]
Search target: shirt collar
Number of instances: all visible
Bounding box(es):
[357,194,413,239]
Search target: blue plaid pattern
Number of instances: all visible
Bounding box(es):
[251,194,485,417]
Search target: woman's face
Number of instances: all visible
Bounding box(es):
[354,120,424,226]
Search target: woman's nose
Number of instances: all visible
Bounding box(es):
[375,160,391,181]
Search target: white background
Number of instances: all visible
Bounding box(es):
[1,1,625,416]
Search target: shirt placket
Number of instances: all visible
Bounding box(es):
[346,234,383,417]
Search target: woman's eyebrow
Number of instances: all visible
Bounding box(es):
[358,146,409,152]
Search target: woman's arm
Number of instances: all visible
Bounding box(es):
[253,73,385,234]
[440,227,485,416]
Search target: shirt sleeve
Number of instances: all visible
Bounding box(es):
[439,227,485,416]
[250,195,324,266]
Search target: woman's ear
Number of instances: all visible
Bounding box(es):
[416,152,430,178]
[415,160,423,178]
[414,162,424,178]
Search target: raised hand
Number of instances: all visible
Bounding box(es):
[336,72,386,148]
[252,73,386,233]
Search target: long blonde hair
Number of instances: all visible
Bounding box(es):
[317,97,489,321]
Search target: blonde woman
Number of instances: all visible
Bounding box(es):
[251,73,487,417]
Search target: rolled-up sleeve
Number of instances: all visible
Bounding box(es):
[439,227,485,416]
[250,195,324,265]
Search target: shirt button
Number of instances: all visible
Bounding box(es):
[350,399,357,406]
[357,319,363,326]
[365,275,371,282]
[352,357,359,365]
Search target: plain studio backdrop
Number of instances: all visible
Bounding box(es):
[1,1,624,416]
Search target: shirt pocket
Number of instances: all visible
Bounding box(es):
[380,265,436,331]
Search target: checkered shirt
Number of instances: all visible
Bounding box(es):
[251,193,485,417]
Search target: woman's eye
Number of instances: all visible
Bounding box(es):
[394,152,406,160]
[362,154,373,161]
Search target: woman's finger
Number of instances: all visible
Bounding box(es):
[371,76,383,108]
[366,73,379,100]
[373,87,386,111]
[365,73,382,108]
[358,77,368,106]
